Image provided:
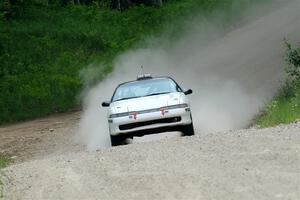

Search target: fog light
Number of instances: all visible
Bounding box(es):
[185,108,190,112]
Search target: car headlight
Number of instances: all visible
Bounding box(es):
[165,103,189,110]
[109,112,130,118]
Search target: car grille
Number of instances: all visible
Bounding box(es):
[119,117,182,131]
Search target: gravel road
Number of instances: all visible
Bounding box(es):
[0,111,83,163]
[1,122,299,200]
[1,1,300,199]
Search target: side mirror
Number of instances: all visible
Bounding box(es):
[184,89,193,95]
[102,101,110,107]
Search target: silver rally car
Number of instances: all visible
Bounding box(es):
[102,75,194,146]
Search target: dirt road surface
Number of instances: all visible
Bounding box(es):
[0,111,83,163]
[1,1,300,199]
[0,113,299,199]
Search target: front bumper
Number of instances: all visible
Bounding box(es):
[108,107,192,136]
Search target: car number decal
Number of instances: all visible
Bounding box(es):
[129,112,137,120]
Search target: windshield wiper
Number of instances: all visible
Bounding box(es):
[144,92,171,97]
[114,92,171,102]
[114,97,138,102]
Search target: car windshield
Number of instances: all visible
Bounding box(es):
[112,78,181,102]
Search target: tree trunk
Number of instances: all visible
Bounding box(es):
[118,0,122,10]
[74,0,80,5]
[156,0,162,7]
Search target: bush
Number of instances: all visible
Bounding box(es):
[257,42,300,127]
[285,40,300,81]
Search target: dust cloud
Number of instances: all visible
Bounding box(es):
[77,0,300,150]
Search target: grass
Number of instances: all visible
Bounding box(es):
[0,154,10,198]
[256,43,300,128]
[0,154,10,169]
[0,0,267,124]
[257,84,300,128]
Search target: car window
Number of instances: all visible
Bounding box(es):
[112,78,181,102]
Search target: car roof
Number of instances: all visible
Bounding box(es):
[117,76,175,87]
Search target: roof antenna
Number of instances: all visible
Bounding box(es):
[140,65,144,76]
[137,65,152,80]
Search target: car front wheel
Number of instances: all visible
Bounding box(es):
[110,134,126,146]
[181,123,195,136]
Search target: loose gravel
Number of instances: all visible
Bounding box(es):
[1,122,299,200]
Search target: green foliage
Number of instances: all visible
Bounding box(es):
[0,154,10,169]
[257,43,300,127]
[285,40,300,80]
[0,0,263,123]
[0,154,9,198]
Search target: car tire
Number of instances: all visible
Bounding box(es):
[181,123,195,136]
[110,134,126,146]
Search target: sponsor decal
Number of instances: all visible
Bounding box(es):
[160,108,165,116]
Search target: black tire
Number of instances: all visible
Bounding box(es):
[110,134,126,146]
[181,123,195,136]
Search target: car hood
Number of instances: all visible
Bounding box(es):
[109,92,184,114]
